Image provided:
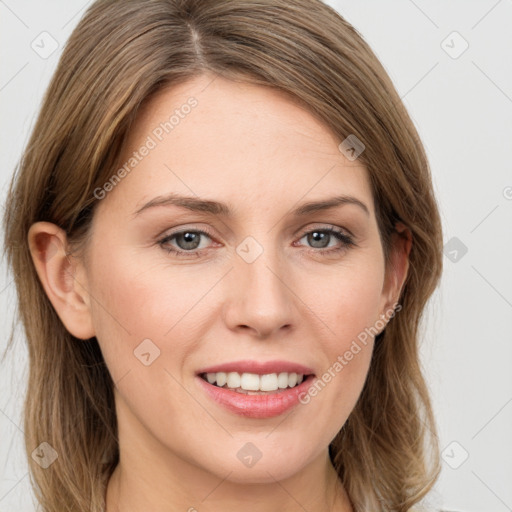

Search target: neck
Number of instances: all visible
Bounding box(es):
[104,391,353,512]
[105,448,353,512]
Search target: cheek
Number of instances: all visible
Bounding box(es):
[298,252,385,353]
[84,244,171,380]
[87,245,196,346]
[85,247,207,432]
[280,253,383,433]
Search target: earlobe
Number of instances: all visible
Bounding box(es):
[27,221,95,340]
[380,221,412,316]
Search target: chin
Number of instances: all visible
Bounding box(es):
[223,461,307,485]
[198,441,315,485]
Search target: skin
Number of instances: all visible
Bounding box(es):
[28,73,411,512]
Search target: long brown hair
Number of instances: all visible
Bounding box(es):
[2,1,443,510]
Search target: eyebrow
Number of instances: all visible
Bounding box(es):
[133,192,370,218]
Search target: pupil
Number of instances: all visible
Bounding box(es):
[309,231,328,248]
[179,232,200,250]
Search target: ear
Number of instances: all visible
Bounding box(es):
[27,221,95,340]
[378,221,412,319]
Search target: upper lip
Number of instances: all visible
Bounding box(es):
[197,359,315,376]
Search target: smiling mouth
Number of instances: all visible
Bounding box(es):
[199,371,313,395]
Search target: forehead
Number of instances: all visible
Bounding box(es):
[99,74,374,219]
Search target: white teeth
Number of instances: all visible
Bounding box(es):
[216,372,227,387]
[277,372,289,389]
[240,372,260,391]
[203,371,306,391]
[260,373,278,391]
[227,372,241,388]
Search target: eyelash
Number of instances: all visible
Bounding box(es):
[158,226,356,258]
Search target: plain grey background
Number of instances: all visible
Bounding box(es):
[1,1,511,511]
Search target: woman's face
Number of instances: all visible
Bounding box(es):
[55,73,406,484]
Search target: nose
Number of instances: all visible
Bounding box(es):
[222,243,296,339]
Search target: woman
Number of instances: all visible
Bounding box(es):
[2,1,443,511]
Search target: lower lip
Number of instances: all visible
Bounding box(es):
[196,375,316,419]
